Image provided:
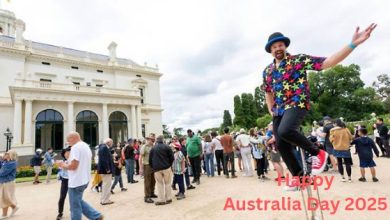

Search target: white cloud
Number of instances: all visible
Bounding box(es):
[4,0,390,131]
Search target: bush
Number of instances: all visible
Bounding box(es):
[16,165,59,178]
[256,114,272,129]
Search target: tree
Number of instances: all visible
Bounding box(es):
[308,64,385,121]
[162,124,171,138]
[233,95,245,127]
[254,86,267,116]
[173,127,184,137]
[256,114,272,129]
[221,110,233,129]
[372,74,390,113]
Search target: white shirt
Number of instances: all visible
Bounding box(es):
[68,141,92,188]
[374,129,380,138]
[212,137,223,150]
[236,134,251,147]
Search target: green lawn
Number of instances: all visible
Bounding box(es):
[16,175,58,183]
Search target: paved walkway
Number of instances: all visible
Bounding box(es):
[10,154,390,220]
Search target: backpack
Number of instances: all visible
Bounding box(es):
[252,143,263,159]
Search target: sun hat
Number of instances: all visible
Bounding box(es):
[265,32,290,53]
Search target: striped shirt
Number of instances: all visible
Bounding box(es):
[172,151,184,175]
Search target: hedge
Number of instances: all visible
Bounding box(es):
[16,163,98,179]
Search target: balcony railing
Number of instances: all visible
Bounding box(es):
[14,79,140,97]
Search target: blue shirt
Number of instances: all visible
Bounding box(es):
[0,160,17,183]
[58,160,69,179]
[44,152,54,167]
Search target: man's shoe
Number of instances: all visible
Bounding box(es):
[358,177,367,182]
[311,150,328,175]
[144,198,154,203]
[150,194,158,198]
[196,180,200,185]
[373,177,379,182]
[110,190,115,194]
[187,185,195,190]
[97,215,104,220]
[231,175,237,179]
[121,188,127,191]
[130,180,139,184]
[155,201,166,206]
[100,201,114,205]
[191,179,196,184]
[56,213,63,220]
[176,193,186,200]
[225,175,230,179]
[166,199,173,204]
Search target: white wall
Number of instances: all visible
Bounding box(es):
[0,52,25,97]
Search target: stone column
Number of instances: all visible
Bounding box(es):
[136,105,142,138]
[67,102,74,134]
[23,100,32,145]
[12,99,22,146]
[131,105,136,138]
[102,103,109,139]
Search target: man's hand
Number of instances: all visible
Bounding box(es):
[352,23,377,46]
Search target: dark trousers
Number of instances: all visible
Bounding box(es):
[223,152,235,176]
[375,137,386,156]
[337,157,352,177]
[273,108,320,176]
[256,157,266,176]
[144,165,156,198]
[380,137,390,158]
[215,150,224,175]
[174,174,185,194]
[135,159,140,174]
[173,165,191,187]
[111,174,123,190]
[189,156,201,181]
[58,178,68,215]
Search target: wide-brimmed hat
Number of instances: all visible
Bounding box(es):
[265,32,290,53]
[145,133,156,141]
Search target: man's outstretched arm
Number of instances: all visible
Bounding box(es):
[321,23,377,70]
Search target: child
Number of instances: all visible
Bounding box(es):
[351,128,379,182]
[57,147,70,220]
[111,146,128,194]
[172,145,186,200]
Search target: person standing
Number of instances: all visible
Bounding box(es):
[186,129,202,185]
[262,25,376,185]
[149,135,174,206]
[110,144,127,194]
[172,144,186,200]
[57,147,71,220]
[0,150,19,219]
[58,132,103,220]
[134,140,141,175]
[178,137,196,190]
[330,119,354,183]
[203,135,215,177]
[376,118,389,158]
[236,129,253,177]
[139,134,157,204]
[211,131,224,176]
[123,139,138,184]
[43,147,56,184]
[322,117,338,172]
[31,148,43,184]
[373,124,386,157]
[220,128,236,178]
[97,138,114,205]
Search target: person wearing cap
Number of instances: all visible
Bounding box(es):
[185,129,202,185]
[123,139,138,184]
[57,147,71,220]
[261,24,376,187]
[321,116,338,172]
[139,134,157,203]
[31,148,43,185]
[149,135,174,205]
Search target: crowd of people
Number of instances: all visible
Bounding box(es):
[0,115,388,219]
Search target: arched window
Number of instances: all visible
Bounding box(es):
[35,109,64,151]
[109,111,128,145]
[76,110,99,147]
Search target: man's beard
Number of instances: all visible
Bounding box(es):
[275,50,285,60]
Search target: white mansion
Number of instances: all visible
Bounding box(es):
[0,8,163,156]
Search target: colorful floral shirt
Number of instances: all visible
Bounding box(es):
[261,54,326,116]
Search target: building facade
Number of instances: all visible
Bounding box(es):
[0,9,163,156]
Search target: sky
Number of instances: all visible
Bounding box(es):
[2,0,390,132]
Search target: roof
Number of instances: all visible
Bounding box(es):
[0,35,142,67]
